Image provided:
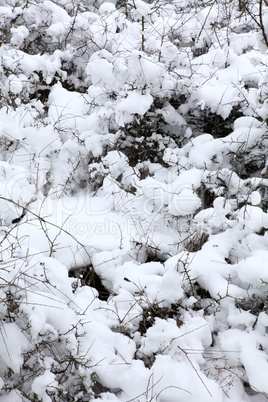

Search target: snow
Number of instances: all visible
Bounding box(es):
[6,74,24,94]
[0,0,268,400]
[48,84,89,129]
[115,91,153,126]
[86,57,115,88]
[0,323,27,372]
[31,371,58,402]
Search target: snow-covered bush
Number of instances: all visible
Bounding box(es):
[1,0,268,400]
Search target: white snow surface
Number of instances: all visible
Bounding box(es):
[0,0,268,401]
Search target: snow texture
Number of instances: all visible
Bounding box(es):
[0,0,268,401]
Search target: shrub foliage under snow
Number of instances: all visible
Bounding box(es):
[0,0,268,400]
